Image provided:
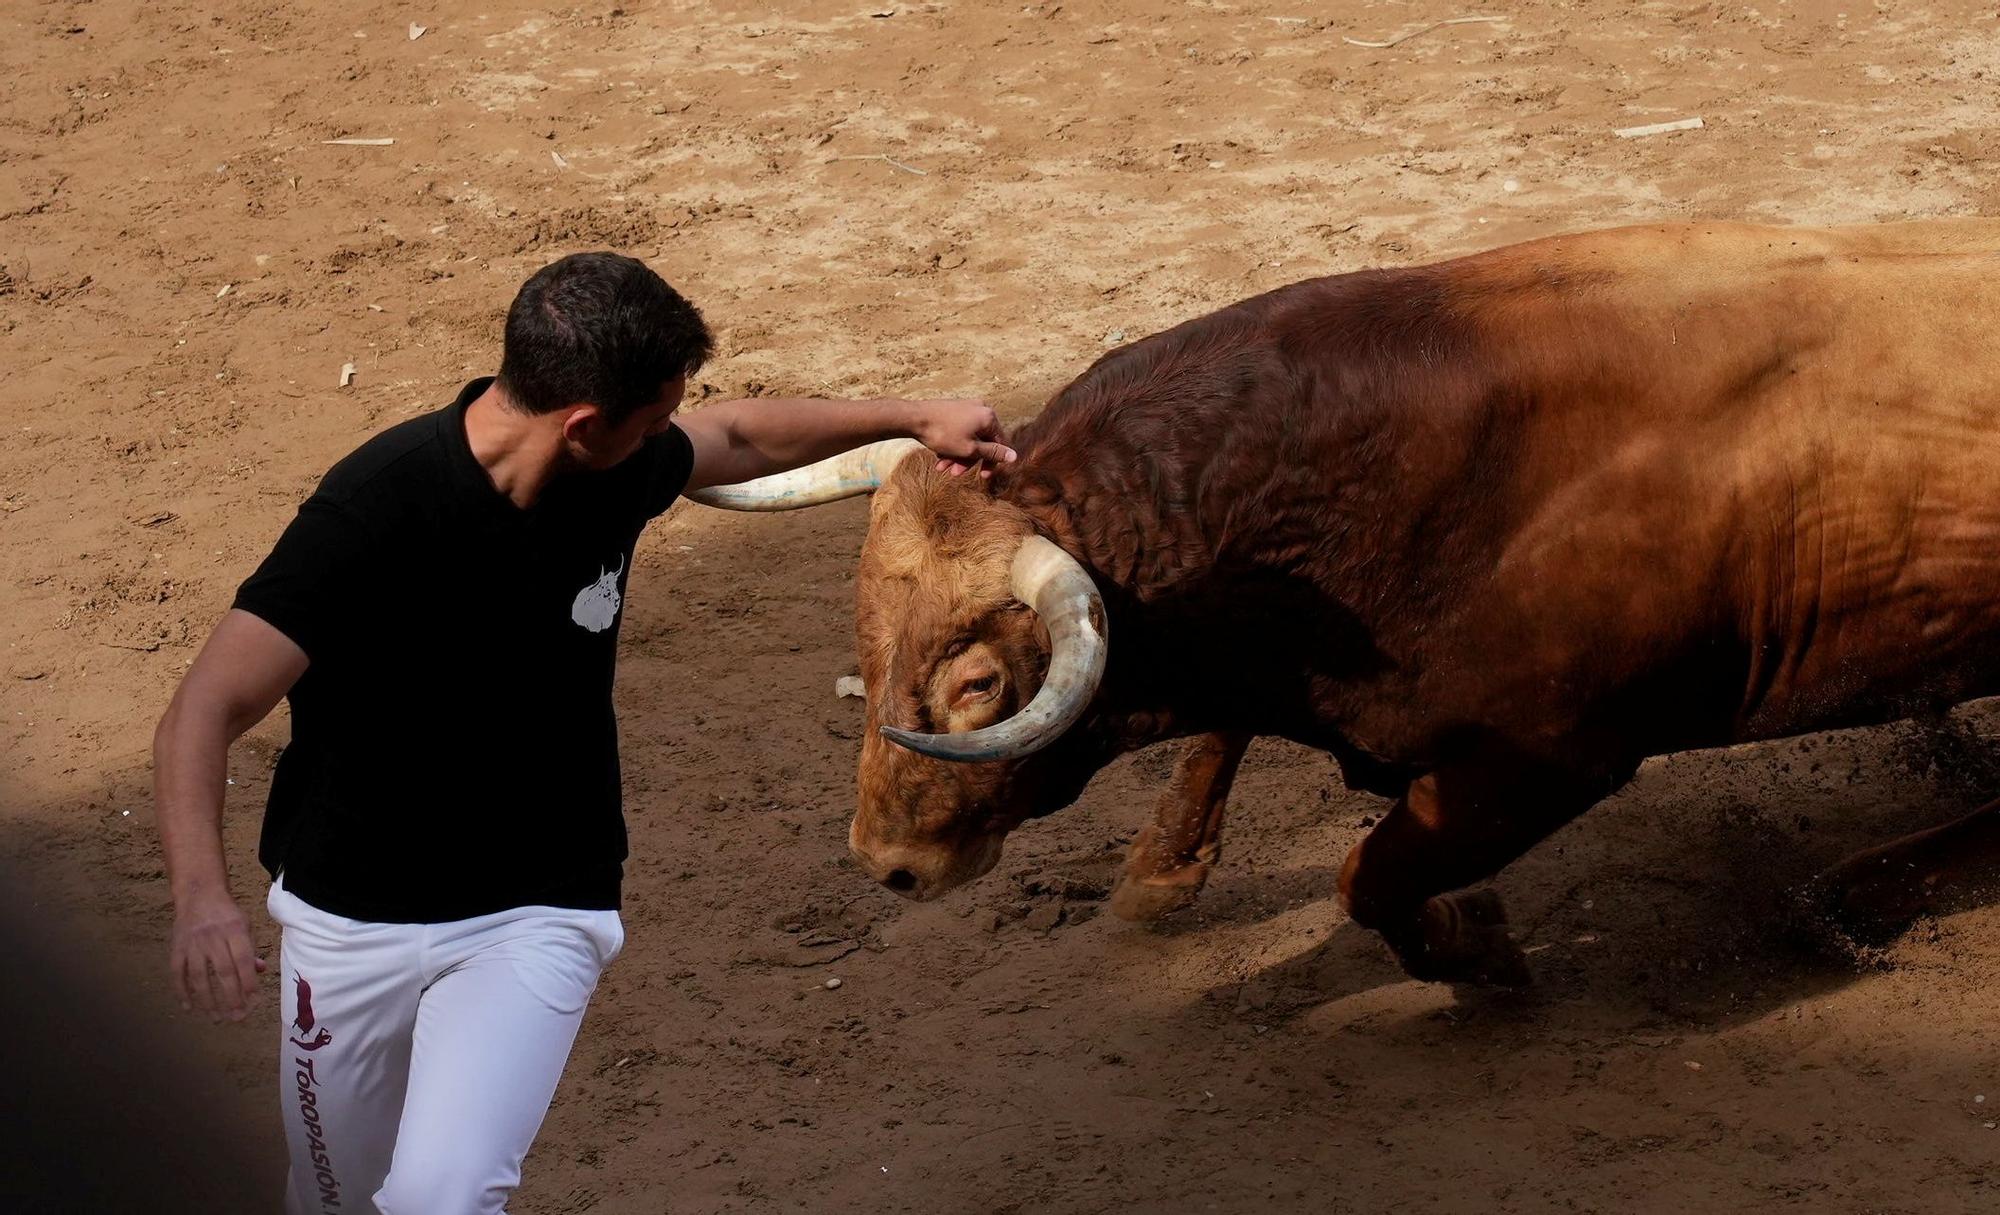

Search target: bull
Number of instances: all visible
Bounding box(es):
[694,220,2000,985]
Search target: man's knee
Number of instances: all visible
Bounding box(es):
[375,1157,516,1215]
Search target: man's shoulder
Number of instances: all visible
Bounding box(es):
[313,408,450,507]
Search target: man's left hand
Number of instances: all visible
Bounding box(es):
[912,399,1016,478]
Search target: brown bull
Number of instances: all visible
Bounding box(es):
[694,220,2000,985]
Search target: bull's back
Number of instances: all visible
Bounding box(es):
[1433,221,2000,754]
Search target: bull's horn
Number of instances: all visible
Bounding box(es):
[879,536,1107,763]
[686,438,924,511]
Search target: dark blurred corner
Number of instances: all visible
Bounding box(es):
[0,844,284,1213]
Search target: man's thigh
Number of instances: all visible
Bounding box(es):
[270,884,425,1215]
[374,909,621,1215]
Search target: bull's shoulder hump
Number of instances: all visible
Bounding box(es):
[1447,219,2000,294]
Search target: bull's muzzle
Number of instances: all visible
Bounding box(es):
[849,843,932,900]
[849,832,1004,902]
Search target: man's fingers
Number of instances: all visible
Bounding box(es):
[226,933,261,1014]
[169,944,192,1012]
[185,950,217,1017]
[971,441,1017,465]
[210,967,240,1023]
[210,946,248,1021]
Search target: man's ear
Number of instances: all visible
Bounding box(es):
[558,403,606,445]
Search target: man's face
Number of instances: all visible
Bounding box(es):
[563,376,686,470]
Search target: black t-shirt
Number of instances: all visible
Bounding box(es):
[233,377,695,922]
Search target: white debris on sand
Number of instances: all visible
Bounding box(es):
[1614,116,1704,139]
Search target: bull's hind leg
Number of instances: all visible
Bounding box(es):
[1110,732,1252,922]
[1339,757,1632,986]
[1807,798,2000,945]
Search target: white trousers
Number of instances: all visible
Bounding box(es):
[268,879,623,1215]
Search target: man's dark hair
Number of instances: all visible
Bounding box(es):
[497,252,714,424]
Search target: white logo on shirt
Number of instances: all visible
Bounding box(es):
[570,555,624,633]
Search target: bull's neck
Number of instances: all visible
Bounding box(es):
[992,332,1510,753]
[996,447,1396,751]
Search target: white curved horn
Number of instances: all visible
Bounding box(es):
[686,438,924,511]
[879,536,1107,763]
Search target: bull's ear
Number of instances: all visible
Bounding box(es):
[686,439,924,511]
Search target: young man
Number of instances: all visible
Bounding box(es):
[152,252,1013,1215]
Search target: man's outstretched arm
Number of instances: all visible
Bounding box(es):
[677,396,1014,491]
[153,609,306,1022]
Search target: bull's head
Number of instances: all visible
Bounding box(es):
[690,439,1108,898]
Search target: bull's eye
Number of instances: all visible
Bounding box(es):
[955,673,1000,705]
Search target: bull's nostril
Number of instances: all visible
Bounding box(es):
[884,869,918,893]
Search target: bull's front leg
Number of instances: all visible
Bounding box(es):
[1339,756,1629,986]
[1110,732,1252,922]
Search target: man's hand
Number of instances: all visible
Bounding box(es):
[682,394,1018,490]
[170,885,266,1022]
[911,398,1017,479]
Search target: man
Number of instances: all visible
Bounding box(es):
[152,251,1013,1214]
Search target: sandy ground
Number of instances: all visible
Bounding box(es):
[7,0,2000,1210]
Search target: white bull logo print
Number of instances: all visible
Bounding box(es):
[570,555,625,633]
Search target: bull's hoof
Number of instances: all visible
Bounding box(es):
[1110,825,1218,922]
[1109,860,1212,922]
[1392,890,1533,987]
